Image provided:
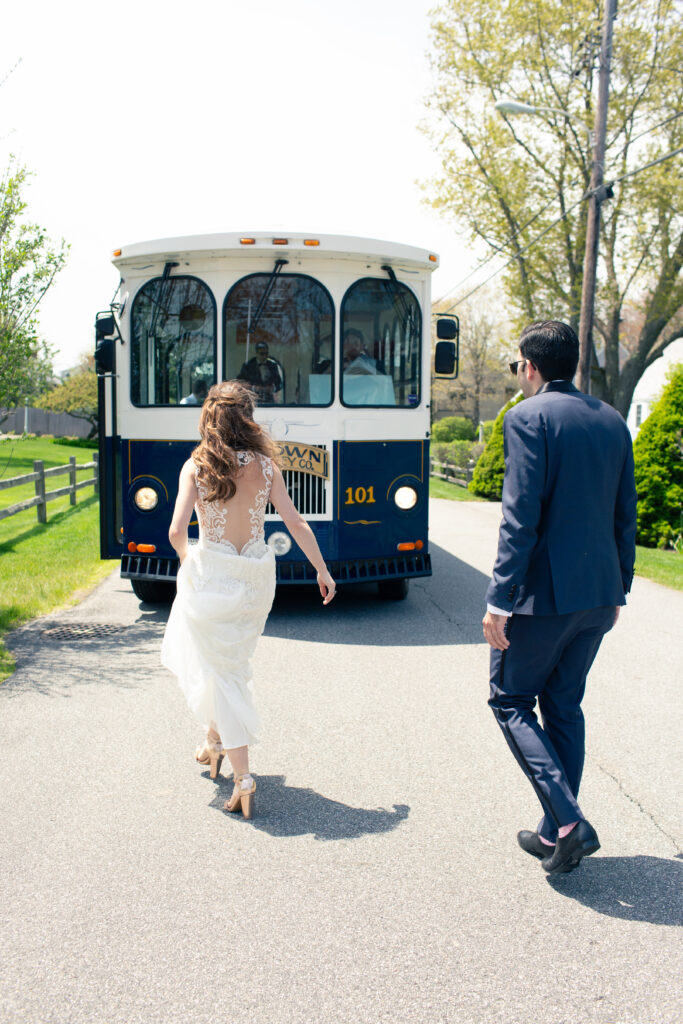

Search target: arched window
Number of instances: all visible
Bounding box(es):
[131,275,216,406]
[341,278,421,407]
[224,274,334,406]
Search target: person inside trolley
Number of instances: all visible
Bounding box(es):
[342,328,386,375]
[237,341,284,403]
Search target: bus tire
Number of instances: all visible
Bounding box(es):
[130,578,176,604]
[377,578,409,601]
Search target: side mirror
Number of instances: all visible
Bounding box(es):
[95,336,115,375]
[95,314,116,340]
[434,341,458,376]
[436,318,458,340]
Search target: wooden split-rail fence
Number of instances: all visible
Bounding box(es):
[0,455,99,524]
[429,456,474,488]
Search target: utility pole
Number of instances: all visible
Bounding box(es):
[577,0,618,394]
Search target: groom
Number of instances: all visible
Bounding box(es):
[483,320,637,874]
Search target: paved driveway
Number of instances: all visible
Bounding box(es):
[1,498,681,1024]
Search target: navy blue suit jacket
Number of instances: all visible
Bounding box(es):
[486,381,637,616]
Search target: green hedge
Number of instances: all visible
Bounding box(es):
[633,364,683,548]
[468,395,524,500]
[431,415,476,442]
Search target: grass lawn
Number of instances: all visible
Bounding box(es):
[429,477,486,502]
[634,545,683,591]
[0,437,115,681]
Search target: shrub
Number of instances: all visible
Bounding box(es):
[468,394,525,499]
[482,420,495,442]
[633,364,683,548]
[52,436,98,449]
[431,415,476,442]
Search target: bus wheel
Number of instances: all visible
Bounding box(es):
[377,578,409,601]
[131,579,176,604]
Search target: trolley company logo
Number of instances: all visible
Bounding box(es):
[276,443,329,480]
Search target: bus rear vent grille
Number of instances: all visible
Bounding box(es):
[266,445,327,516]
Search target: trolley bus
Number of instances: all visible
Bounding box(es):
[94,233,458,602]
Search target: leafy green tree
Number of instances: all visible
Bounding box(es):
[36,354,98,438]
[423,0,683,418]
[469,394,524,499]
[0,162,67,414]
[633,364,683,547]
[431,414,476,441]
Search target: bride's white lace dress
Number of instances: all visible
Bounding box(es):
[161,452,276,749]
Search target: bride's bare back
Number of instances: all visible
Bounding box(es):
[194,452,273,556]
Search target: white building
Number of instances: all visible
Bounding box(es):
[625,339,683,439]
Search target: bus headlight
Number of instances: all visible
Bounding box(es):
[267,531,292,556]
[134,486,159,511]
[394,486,418,510]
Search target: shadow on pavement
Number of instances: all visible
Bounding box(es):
[204,773,410,841]
[547,854,683,925]
[264,542,490,647]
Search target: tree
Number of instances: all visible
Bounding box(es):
[36,353,98,438]
[423,0,683,417]
[469,394,524,499]
[632,363,683,547]
[431,414,476,441]
[432,287,515,425]
[0,162,67,414]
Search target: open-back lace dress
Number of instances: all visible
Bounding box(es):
[161,452,276,749]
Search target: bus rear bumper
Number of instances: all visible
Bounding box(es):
[120,552,431,585]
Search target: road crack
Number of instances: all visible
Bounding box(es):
[595,761,682,855]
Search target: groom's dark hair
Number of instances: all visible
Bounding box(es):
[519,321,579,382]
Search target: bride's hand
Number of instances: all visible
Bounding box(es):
[317,570,336,605]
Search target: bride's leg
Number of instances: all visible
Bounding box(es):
[224,745,256,818]
[226,744,249,776]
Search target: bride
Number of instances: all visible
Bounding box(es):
[161,380,335,820]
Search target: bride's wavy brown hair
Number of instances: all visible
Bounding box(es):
[192,380,279,502]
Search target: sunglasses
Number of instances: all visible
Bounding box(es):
[509,359,527,376]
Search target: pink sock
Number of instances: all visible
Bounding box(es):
[558,821,579,839]
[539,834,555,847]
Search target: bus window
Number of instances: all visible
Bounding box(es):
[341,278,421,408]
[131,276,216,406]
[224,274,334,406]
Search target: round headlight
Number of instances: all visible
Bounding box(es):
[134,486,159,511]
[394,486,418,510]
[267,531,292,556]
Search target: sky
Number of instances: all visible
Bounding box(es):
[1,0,480,372]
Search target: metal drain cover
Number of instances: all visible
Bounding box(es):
[42,623,125,640]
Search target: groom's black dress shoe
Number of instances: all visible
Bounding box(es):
[541,819,600,874]
[517,830,553,860]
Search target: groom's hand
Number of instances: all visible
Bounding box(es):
[483,611,510,650]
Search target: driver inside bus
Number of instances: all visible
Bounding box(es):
[343,329,386,375]
[237,341,284,404]
[180,379,208,405]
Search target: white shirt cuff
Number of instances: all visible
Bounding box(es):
[487,604,510,617]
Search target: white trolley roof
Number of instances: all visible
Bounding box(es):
[111,232,439,272]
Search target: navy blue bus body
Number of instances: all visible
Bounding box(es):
[106,438,431,587]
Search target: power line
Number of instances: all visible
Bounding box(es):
[438,144,683,311]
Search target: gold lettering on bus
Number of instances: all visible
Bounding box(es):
[276,443,329,480]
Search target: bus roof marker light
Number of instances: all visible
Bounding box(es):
[272,238,288,245]
[240,238,256,245]
[304,239,320,246]
[429,254,437,262]
[113,249,122,256]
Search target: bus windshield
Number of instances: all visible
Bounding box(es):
[131,275,216,406]
[224,273,334,406]
[341,278,421,407]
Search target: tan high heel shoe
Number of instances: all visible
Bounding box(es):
[195,741,227,779]
[224,773,256,819]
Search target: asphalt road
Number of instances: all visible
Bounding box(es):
[1,498,681,1024]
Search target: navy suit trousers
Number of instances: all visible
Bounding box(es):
[488,606,614,842]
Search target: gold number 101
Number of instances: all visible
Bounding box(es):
[344,486,376,505]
